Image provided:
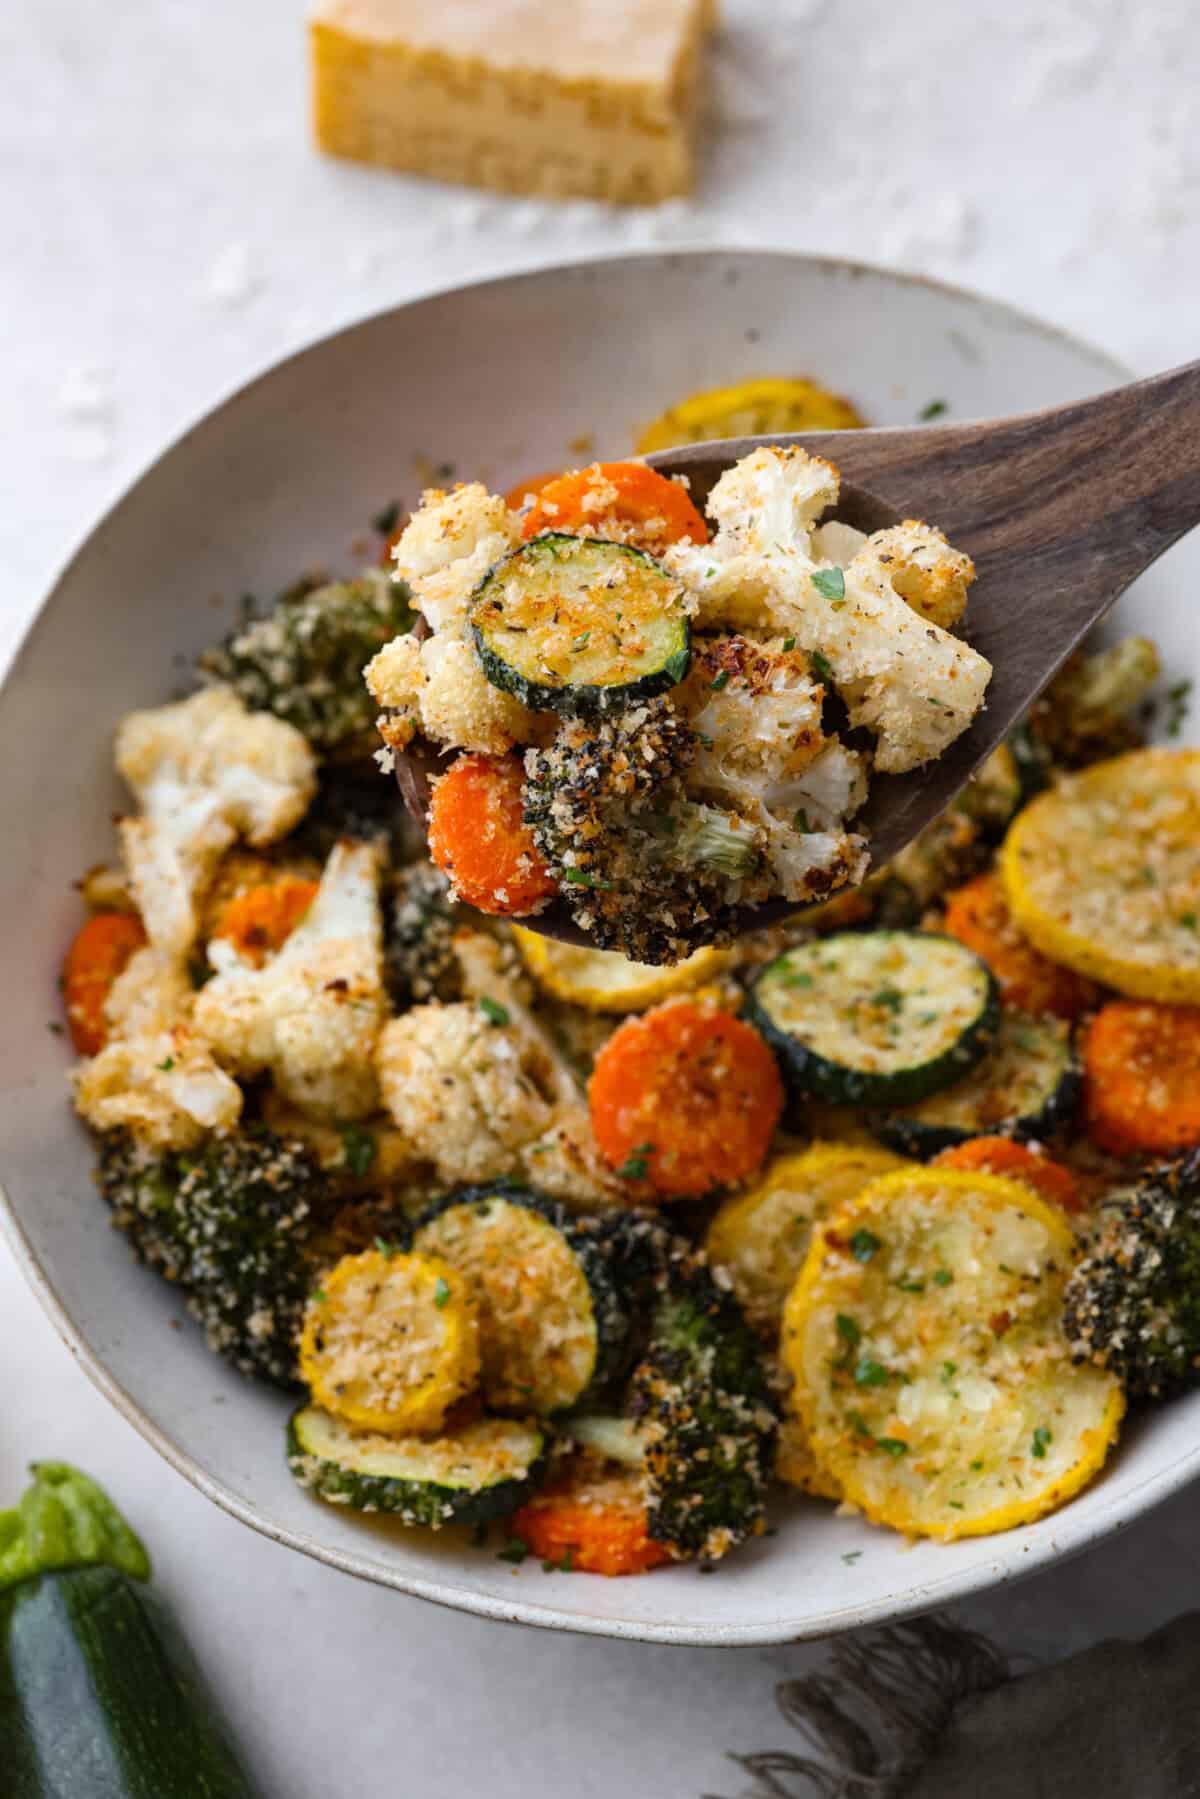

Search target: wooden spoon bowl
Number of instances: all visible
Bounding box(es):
[394,359,1200,949]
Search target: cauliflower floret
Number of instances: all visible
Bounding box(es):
[391,484,519,633]
[116,686,316,958]
[854,520,975,630]
[72,946,243,1150]
[681,635,869,903]
[194,841,386,1122]
[367,631,535,757]
[669,448,990,774]
[376,1002,555,1186]
[810,519,867,566]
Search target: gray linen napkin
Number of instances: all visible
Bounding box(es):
[716,1613,1200,1798]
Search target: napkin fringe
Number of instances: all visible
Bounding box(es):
[715,1615,1009,1799]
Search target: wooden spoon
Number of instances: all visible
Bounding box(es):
[396,358,1200,947]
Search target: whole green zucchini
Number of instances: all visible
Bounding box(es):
[0,1463,260,1799]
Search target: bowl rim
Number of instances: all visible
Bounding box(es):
[4,246,1165,1647]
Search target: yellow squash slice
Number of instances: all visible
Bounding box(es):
[1002,749,1200,1002]
[705,1143,906,1335]
[299,1249,480,1435]
[636,376,864,454]
[782,1169,1123,1540]
[512,927,729,1013]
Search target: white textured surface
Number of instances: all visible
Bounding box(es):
[4,2,1200,1792]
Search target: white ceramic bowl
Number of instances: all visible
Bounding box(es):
[3,250,1195,1646]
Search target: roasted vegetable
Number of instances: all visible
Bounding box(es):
[1064,1151,1200,1397]
[1082,1001,1200,1157]
[784,1167,1123,1539]
[428,752,559,916]
[750,932,998,1107]
[523,698,749,964]
[588,999,784,1198]
[384,861,465,1007]
[510,1461,672,1575]
[288,1407,545,1526]
[512,926,729,1014]
[519,462,709,554]
[942,871,1096,1020]
[874,1010,1080,1158]
[298,1248,480,1434]
[61,912,149,1057]
[200,569,414,758]
[1028,636,1161,769]
[1003,748,1200,1003]
[472,533,691,714]
[627,1235,778,1561]
[96,1129,326,1387]
[0,1463,260,1799]
[636,376,864,454]
[412,1188,631,1414]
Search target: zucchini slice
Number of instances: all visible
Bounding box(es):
[288,1407,544,1527]
[1003,748,1200,1002]
[412,1189,628,1415]
[782,1167,1124,1539]
[874,1010,1080,1158]
[750,931,998,1107]
[704,1143,906,1334]
[471,533,690,714]
[298,1249,480,1435]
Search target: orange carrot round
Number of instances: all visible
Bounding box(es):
[942,871,1096,1020]
[589,1000,783,1197]
[934,1136,1082,1212]
[213,876,318,966]
[1083,1001,1200,1156]
[521,461,709,556]
[510,1471,671,1577]
[503,469,566,512]
[427,753,558,917]
[62,912,147,1055]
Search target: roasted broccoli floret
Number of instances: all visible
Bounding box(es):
[384,862,464,1007]
[1064,1152,1200,1399]
[1029,636,1161,770]
[96,1129,328,1387]
[522,699,752,965]
[201,570,414,759]
[574,1219,777,1561]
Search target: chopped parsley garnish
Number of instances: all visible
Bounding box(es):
[941,1360,957,1384]
[696,732,715,749]
[782,635,797,652]
[571,631,591,653]
[341,1123,377,1176]
[617,1142,655,1181]
[933,1269,953,1287]
[850,1229,882,1264]
[478,995,511,1027]
[710,669,731,691]
[854,1357,889,1388]
[372,500,402,536]
[542,1547,574,1573]
[782,969,814,989]
[157,1056,175,1072]
[496,1539,528,1564]
[794,809,811,833]
[876,1437,909,1458]
[1181,912,1199,932]
[895,1278,926,1294]
[1165,678,1192,738]
[1031,1426,1052,1459]
[374,1237,401,1260]
[434,1276,451,1309]
[846,1409,873,1438]
[311,1288,329,1305]
[812,567,846,602]
[841,1550,862,1565]
[836,1313,862,1348]
[870,987,903,1014]
[810,650,834,685]
[47,1020,64,1036]
[563,868,612,891]
[919,399,948,421]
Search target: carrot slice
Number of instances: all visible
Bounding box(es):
[589,1000,784,1197]
[510,1467,671,1576]
[521,462,709,555]
[934,1136,1082,1213]
[213,876,318,967]
[427,752,558,917]
[62,912,148,1055]
[503,469,566,512]
[1083,1001,1200,1156]
[942,871,1097,1020]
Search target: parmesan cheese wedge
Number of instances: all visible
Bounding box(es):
[310,0,715,204]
